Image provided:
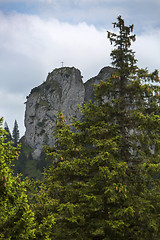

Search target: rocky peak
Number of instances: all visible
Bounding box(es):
[24,67,85,159]
[24,66,114,159]
[84,66,114,102]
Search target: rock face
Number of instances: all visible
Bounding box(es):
[24,66,114,159]
[84,66,114,102]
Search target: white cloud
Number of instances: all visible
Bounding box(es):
[134,29,160,71]
[0,12,110,135]
[0,12,110,84]
[0,90,25,136]
[38,0,57,4]
[0,11,160,136]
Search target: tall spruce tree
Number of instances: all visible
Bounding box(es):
[0,118,35,239]
[4,121,12,142]
[35,16,160,239]
[12,120,20,147]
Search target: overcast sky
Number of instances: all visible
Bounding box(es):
[0,0,160,137]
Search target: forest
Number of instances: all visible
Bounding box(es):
[1,16,160,239]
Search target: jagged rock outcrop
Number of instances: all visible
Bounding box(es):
[24,66,114,159]
[84,66,114,102]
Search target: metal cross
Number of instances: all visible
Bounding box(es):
[61,61,64,67]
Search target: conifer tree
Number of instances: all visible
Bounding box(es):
[36,17,160,239]
[4,121,12,142]
[12,119,20,147]
[30,112,77,239]
[0,118,35,239]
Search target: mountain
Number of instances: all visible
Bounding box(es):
[24,66,114,160]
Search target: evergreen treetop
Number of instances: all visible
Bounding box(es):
[4,121,12,143]
[12,120,20,147]
[29,16,160,239]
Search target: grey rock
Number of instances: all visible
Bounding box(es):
[24,66,114,159]
[24,67,85,159]
[84,66,114,102]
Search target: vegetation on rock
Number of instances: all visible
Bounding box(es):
[27,16,160,239]
[1,16,160,239]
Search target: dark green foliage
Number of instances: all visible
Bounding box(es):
[33,16,160,239]
[13,137,43,179]
[2,16,160,240]
[0,118,35,239]
[4,121,12,142]
[12,120,20,147]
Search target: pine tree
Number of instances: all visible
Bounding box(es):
[0,118,35,239]
[12,120,20,147]
[30,112,77,239]
[35,17,160,239]
[4,121,12,142]
[105,16,160,166]
[77,15,160,239]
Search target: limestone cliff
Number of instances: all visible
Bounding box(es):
[24,66,113,159]
[84,66,114,102]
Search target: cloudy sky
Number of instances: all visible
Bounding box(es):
[0,0,160,137]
